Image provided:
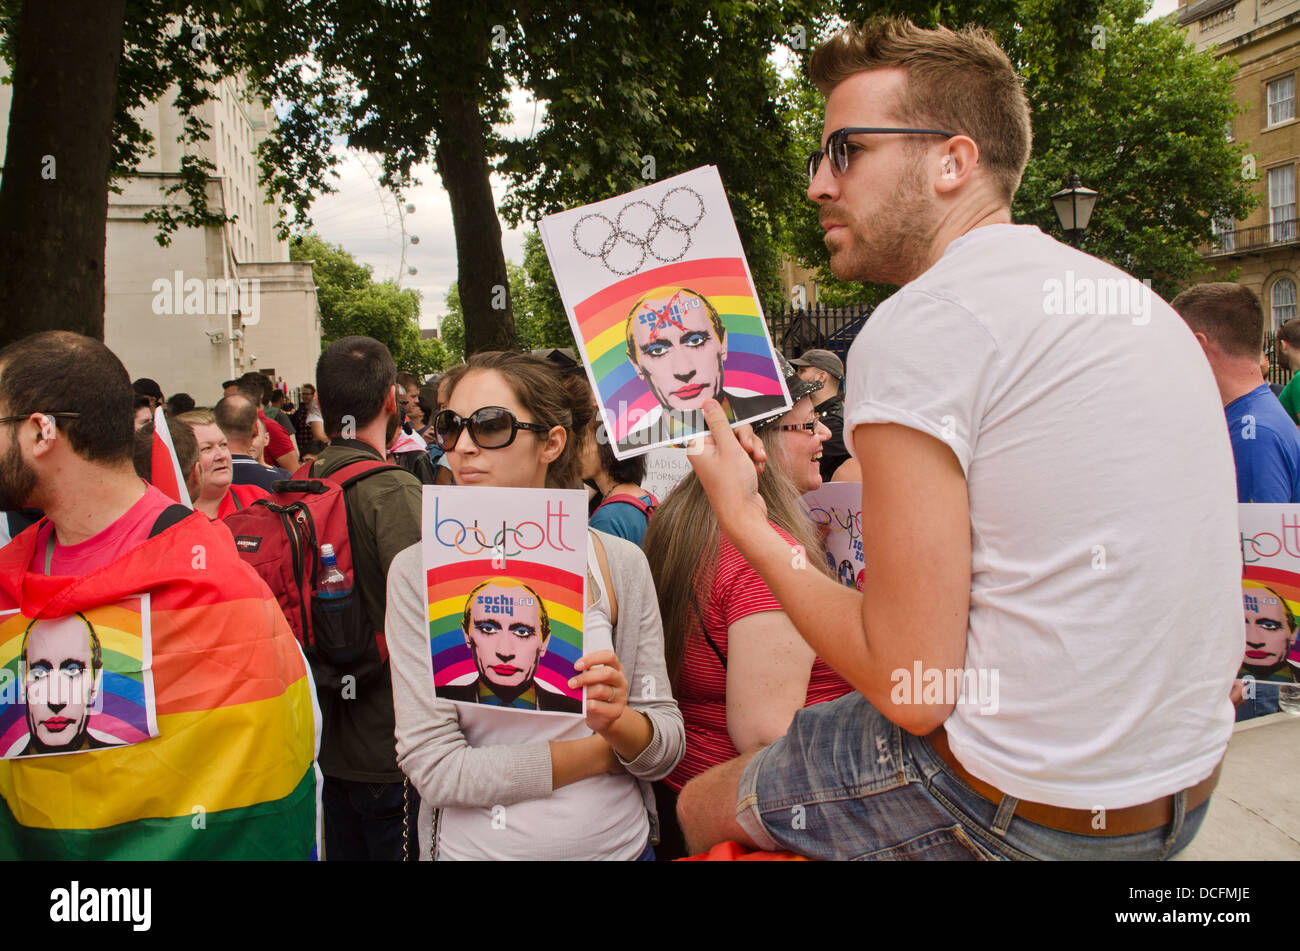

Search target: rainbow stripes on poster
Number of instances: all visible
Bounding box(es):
[422,486,588,715]
[574,257,781,444]
[0,597,158,757]
[427,559,584,700]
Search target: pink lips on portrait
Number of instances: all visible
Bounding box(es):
[491,664,521,677]
[672,384,706,400]
[41,716,73,733]
[1245,649,1271,660]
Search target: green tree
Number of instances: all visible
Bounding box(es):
[440,285,466,366]
[232,1,819,354]
[440,229,578,361]
[780,0,1255,305]
[515,230,576,353]
[0,1,815,355]
[289,232,427,373]
[0,0,264,347]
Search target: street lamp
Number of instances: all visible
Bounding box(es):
[1051,170,1099,248]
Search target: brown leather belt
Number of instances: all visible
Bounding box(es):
[927,726,1221,837]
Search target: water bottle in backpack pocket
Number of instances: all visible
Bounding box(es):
[311,542,370,667]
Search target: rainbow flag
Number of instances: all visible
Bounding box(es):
[0,511,321,859]
[574,257,784,445]
[427,558,585,702]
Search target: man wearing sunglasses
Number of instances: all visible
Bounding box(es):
[677,18,1239,861]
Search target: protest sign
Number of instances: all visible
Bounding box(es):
[1237,504,1300,717]
[540,166,791,458]
[641,446,692,502]
[422,486,588,715]
[0,595,159,758]
[804,482,864,591]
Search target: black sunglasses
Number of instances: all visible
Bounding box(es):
[434,406,551,450]
[777,420,819,433]
[0,412,81,425]
[807,126,957,183]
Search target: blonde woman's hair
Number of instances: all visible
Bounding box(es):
[642,435,832,686]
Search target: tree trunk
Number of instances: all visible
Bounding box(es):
[0,0,127,347]
[434,85,516,357]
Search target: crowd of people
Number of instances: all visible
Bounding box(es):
[0,17,1273,862]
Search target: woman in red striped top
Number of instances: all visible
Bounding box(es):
[642,357,853,856]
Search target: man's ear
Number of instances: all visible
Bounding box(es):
[185,461,202,498]
[29,415,59,459]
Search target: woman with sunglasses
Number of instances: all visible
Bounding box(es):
[640,356,851,857]
[385,351,683,860]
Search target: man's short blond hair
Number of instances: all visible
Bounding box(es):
[810,17,1032,203]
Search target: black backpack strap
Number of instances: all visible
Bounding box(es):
[324,458,405,490]
[149,504,193,538]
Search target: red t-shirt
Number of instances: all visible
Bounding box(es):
[665,524,853,792]
[260,408,296,466]
[28,483,176,576]
[215,483,269,520]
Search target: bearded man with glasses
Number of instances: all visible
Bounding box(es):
[677,17,1240,861]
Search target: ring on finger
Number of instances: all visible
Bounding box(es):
[607,684,617,703]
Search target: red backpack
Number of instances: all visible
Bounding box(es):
[223,459,401,685]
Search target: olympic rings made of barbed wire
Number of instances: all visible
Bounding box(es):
[570,186,706,276]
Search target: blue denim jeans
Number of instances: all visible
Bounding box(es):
[735,692,1209,860]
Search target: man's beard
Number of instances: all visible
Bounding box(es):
[829,161,936,287]
[0,439,37,512]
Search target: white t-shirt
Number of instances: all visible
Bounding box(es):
[844,224,1240,809]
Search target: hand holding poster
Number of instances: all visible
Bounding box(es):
[539,166,791,459]
[422,486,588,715]
[803,483,865,591]
[0,595,159,758]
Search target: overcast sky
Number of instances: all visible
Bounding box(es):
[307,89,539,331]
[308,0,1183,331]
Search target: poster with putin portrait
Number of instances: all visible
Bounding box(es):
[804,482,865,593]
[422,486,588,715]
[0,595,160,758]
[1237,504,1300,718]
[539,166,792,459]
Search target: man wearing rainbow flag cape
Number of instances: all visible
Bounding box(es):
[0,332,321,859]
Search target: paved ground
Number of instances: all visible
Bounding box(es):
[1175,711,1300,860]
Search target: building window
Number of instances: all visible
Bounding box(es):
[1270,165,1296,242]
[1268,75,1295,126]
[1273,278,1297,329]
[1212,216,1236,251]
